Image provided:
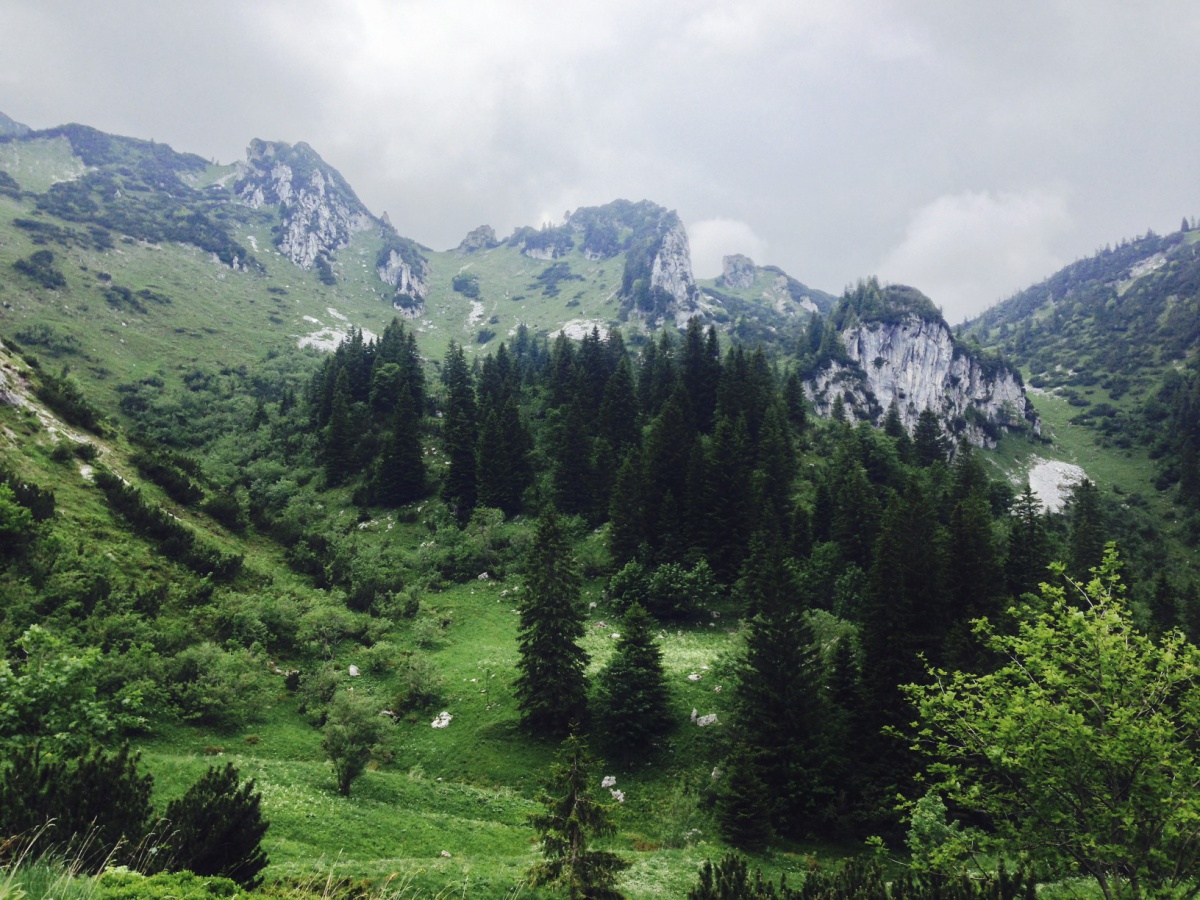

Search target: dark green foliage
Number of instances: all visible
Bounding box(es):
[689,855,1037,900]
[314,253,336,285]
[528,733,629,900]
[0,482,34,557]
[34,368,108,435]
[201,490,248,533]
[159,763,268,887]
[688,853,770,900]
[452,271,481,298]
[592,603,671,759]
[12,249,66,289]
[912,409,948,467]
[515,511,588,735]
[1005,485,1050,597]
[476,397,532,517]
[856,478,947,830]
[532,261,584,296]
[12,217,109,250]
[34,131,253,267]
[1067,478,1108,581]
[130,448,205,506]
[732,536,834,837]
[835,277,944,329]
[607,559,721,620]
[607,448,648,567]
[371,388,426,507]
[92,467,243,580]
[692,854,1038,900]
[0,743,153,872]
[441,342,478,519]
[715,742,773,851]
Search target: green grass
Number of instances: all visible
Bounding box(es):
[124,568,827,898]
[0,137,88,193]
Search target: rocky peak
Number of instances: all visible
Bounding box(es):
[235,139,374,272]
[805,282,1039,448]
[456,225,498,254]
[719,254,757,290]
[649,218,704,325]
[619,210,706,326]
[0,111,31,139]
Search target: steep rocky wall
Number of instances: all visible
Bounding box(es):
[806,314,1039,447]
[649,220,705,326]
[237,140,374,271]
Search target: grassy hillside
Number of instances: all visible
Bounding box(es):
[0,334,837,897]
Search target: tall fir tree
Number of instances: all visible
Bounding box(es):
[592,602,671,760]
[856,477,946,831]
[608,448,648,567]
[477,396,532,516]
[733,534,828,836]
[1005,484,1050,598]
[1067,478,1108,582]
[371,387,425,506]
[715,741,773,852]
[441,342,478,520]
[323,369,355,486]
[912,408,948,467]
[528,733,629,900]
[515,510,589,735]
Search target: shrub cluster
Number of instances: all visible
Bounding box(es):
[0,746,267,887]
[92,467,242,580]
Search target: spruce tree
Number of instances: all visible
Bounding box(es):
[477,396,532,516]
[441,343,478,519]
[323,369,355,486]
[856,478,946,830]
[1067,478,1108,581]
[608,448,648,567]
[715,742,773,851]
[592,603,671,760]
[516,510,589,735]
[598,357,641,454]
[528,733,629,900]
[372,387,425,506]
[1005,484,1049,598]
[160,763,269,887]
[912,408,947,466]
[733,534,827,836]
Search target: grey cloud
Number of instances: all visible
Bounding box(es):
[2,0,1197,318]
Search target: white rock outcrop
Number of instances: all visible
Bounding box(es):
[720,254,757,290]
[237,140,373,271]
[649,220,704,325]
[806,314,1039,448]
[377,250,430,306]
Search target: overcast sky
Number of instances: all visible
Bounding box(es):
[2,0,1197,322]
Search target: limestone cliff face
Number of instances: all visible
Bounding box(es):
[456,225,498,254]
[720,254,756,290]
[376,248,429,307]
[649,219,705,325]
[806,313,1039,448]
[236,139,373,271]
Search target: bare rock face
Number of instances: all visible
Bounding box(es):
[236,139,374,271]
[376,250,429,300]
[719,254,757,290]
[806,313,1039,448]
[648,218,705,326]
[456,225,497,254]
